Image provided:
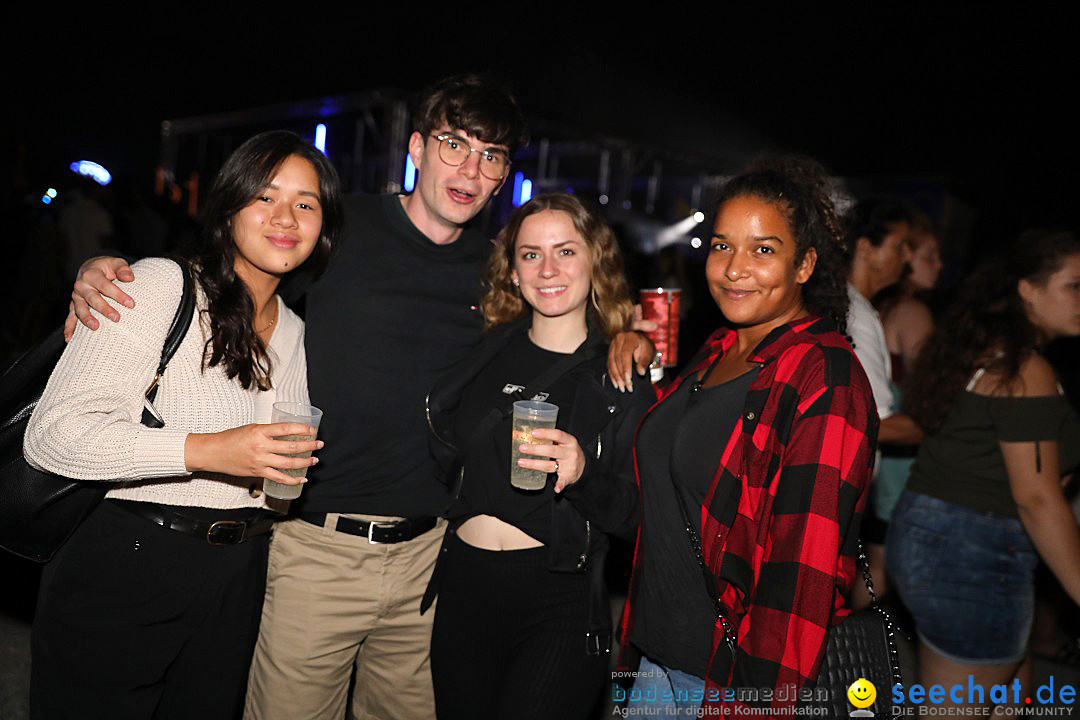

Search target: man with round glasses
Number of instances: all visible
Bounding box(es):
[245,74,526,720]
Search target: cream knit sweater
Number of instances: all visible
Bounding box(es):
[24,257,309,510]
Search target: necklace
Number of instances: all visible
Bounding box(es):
[256,305,278,335]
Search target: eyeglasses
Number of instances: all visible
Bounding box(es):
[431,133,511,181]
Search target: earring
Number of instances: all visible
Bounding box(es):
[591,286,601,314]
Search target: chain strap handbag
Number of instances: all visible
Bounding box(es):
[812,542,904,717]
[0,260,195,562]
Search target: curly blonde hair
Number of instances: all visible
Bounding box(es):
[482,193,634,340]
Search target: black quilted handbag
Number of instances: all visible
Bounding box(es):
[810,542,904,717]
[0,261,195,562]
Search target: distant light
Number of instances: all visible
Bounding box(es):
[314,123,327,154]
[46,188,58,198]
[41,195,52,205]
[599,194,609,205]
[70,160,111,186]
[512,172,533,207]
[565,187,574,194]
[404,154,416,193]
[690,237,702,249]
[622,200,632,210]
[693,211,705,223]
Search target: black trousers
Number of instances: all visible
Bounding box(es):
[430,533,608,720]
[31,500,269,720]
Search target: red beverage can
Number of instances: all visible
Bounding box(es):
[640,288,681,367]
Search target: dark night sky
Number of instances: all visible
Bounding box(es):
[9,9,1080,240]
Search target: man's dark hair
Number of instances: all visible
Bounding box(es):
[412,73,528,153]
[844,197,916,250]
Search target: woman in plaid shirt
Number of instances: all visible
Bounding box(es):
[619,157,878,717]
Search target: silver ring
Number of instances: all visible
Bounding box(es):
[553,461,560,473]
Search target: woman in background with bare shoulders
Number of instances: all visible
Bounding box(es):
[887,229,1080,714]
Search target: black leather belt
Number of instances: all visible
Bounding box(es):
[299,512,437,544]
[111,500,276,545]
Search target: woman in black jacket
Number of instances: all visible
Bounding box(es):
[424,192,654,719]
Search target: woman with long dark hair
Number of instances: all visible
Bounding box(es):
[424,192,654,719]
[618,157,878,717]
[25,130,342,719]
[887,230,1080,713]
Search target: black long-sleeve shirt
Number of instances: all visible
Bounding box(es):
[290,193,489,517]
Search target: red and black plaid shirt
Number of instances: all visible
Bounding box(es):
[620,316,878,716]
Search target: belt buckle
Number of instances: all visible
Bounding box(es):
[367,520,398,544]
[207,520,246,545]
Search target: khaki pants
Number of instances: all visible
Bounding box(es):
[244,515,445,720]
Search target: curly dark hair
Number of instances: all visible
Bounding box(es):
[712,156,850,335]
[904,229,1080,434]
[194,130,342,390]
[482,192,633,340]
[413,73,529,153]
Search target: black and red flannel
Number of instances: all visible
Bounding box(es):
[619,315,878,716]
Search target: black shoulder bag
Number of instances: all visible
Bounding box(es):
[0,260,196,562]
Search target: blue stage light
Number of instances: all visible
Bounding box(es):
[69,160,112,186]
[512,172,534,207]
[404,155,417,192]
[315,123,327,153]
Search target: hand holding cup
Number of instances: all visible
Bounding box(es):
[263,402,324,499]
[517,427,586,494]
[183,422,322,484]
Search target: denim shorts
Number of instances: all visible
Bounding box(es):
[885,490,1038,664]
[626,656,705,717]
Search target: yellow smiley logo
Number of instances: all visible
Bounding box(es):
[847,678,876,709]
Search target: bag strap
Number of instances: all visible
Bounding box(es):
[855,538,877,603]
[660,351,737,651]
[449,344,605,499]
[668,455,738,655]
[156,261,197,377]
[140,261,196,429]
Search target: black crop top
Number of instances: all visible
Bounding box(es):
[448,332,580,544]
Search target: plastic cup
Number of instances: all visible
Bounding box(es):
[263,402,323,500]
[510,401,559,490]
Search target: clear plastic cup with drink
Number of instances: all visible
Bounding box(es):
[263,401,323,500]
[510,401,559,490]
